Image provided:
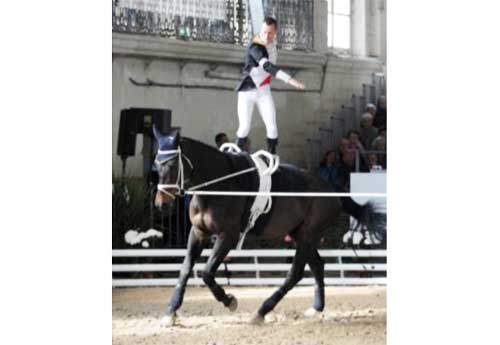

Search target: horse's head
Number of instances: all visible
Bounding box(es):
[152,126,192,208]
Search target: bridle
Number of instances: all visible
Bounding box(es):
[155,147,194,199]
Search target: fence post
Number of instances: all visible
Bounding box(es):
[339,255,344,279]
[254,256,260,282]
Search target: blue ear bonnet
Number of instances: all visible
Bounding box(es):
[153,125,180,163]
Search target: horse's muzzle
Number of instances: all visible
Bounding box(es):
[155,190,175,208]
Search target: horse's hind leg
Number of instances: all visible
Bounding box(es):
[304,248,325,317]
[251,243,309,324]
[161,227,208,327]
[202,232,239,311]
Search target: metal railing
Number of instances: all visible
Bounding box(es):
[262,0,314,51]
[112,0,314,51]
[306,138,322,171]
[307,73,387,173]
[305,138,386,174]
[112,180,192,249]
[112,248,387,287]
[372,73,386,101]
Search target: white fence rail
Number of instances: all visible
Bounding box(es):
[112,249,387,287]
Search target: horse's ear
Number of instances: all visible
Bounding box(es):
[153,125,181,149]
[152,124,162,143]
[172,127,181,147]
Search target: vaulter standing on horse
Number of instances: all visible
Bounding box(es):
[235,17,305,155]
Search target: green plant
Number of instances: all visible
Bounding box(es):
[112,177,153,248]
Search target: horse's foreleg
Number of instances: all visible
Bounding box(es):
[202,232,238,310]
[252,244,308,324]
[304,248,325,317]
[161,227,207,326]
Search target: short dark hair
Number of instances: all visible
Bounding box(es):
[215,132,228,145]
[263,17,277,28]
[320,150,336,167]
[347,130,360,137]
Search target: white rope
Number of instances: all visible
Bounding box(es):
[185,191,386,197]
[236,154,274,250]
[187,147,279,192]
[219,143,242,154]
[188,167,257,192]
[157,149,180,155]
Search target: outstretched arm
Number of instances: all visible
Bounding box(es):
[250,45,305,90]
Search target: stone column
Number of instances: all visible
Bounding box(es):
[248,0,264,34]
[366,0,381,57]
[350,0,367,58]
[379,0,387,63]
[313,0,328,53]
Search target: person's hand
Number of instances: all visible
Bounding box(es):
[288,78,305,90]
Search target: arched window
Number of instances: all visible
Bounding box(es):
[327,0,351,50]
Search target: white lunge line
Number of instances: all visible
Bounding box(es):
[185,191,386,197]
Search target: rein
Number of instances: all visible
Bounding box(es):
[188,167,257,192]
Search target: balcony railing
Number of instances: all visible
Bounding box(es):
[112,0,314,51]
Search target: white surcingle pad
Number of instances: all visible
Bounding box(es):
[236,151,278,249]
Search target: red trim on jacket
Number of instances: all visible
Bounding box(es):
[260,75,272,87]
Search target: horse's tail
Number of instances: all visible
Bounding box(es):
[340,197,386,243]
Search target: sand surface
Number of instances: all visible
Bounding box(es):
[113,285,386,345]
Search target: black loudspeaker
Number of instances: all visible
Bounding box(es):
[152,109,171,135]
[117,109,139,157]
[117,108,172,159]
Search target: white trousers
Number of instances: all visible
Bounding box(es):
[236,85,278,139]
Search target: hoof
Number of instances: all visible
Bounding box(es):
[304,307,321,318]
[249,312,265,325]
[226,294,238,312]
[159,313,177,327]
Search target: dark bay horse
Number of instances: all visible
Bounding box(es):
[153,127,385,326]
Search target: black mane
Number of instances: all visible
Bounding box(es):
[180,137,224,157]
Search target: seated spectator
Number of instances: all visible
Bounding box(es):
[346,130,369,172]
[366,103,377,117]
[338,137,350,158]
[338,150,355,190]
[373,96,387,129]
[367,153,383,172]
[359,113,378,150]
[372,127,386,148]
[347,130,364,150]
[214,132,229,148]
[317,150,342,191]
[372,127,387,169]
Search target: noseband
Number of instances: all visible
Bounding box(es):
[155,147,194,198]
